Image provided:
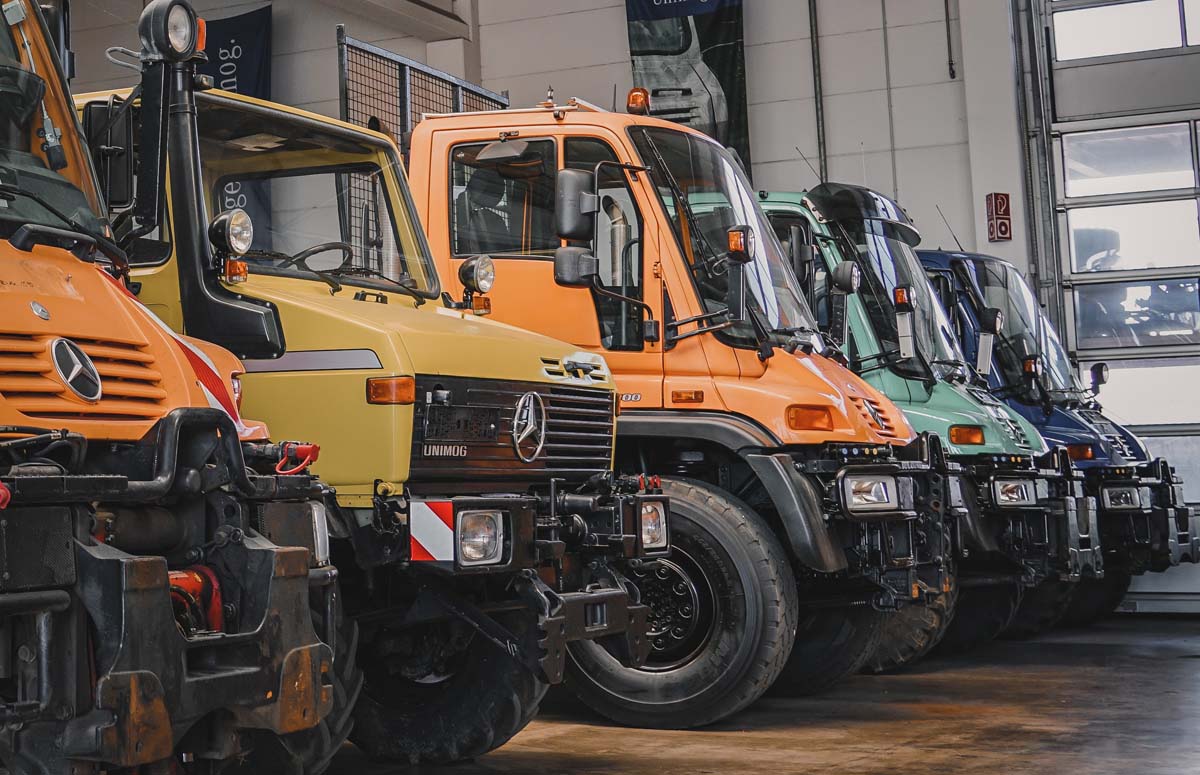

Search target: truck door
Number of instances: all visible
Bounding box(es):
[562,135,665,408]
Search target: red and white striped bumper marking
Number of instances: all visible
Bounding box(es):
[410,501,454,562]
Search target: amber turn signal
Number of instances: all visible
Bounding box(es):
[224,258,248,284]
[671,389,704,404]
[949,425,985,445]
[1067,443,1095,461]
[728,229,746,253]
[786,404,834,431]
[627,87,650,115]
[367,376,416,405]
[196,17,207,52]
[893,286,910,306]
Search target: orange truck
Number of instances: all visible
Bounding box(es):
[0,1,336,771]
[407,94,960,728]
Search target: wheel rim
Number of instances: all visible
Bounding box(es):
[628,545,718,671]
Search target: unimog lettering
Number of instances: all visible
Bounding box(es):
[422,443,469,457]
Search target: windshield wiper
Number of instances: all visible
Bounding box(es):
[930,358,970,382]
[325,264,425,307]
[636,129,721,271]
[0,183,128,270]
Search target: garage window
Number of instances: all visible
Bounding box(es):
[1068,199,1200,273]
[1080,357,1200,425]
[1062,123,1194,197]
[1053,0,1182,61]
[1074,278,1200,349]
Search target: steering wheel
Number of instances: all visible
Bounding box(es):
[278,241,355,271]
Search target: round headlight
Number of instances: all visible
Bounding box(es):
[209,209,254,256]
[458,511,502,564]
[166,4,194,53]
[138,0,198,62]
[459,255,495,294]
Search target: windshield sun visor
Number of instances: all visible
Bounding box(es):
[0,62,46,151]
[806,183,921,247]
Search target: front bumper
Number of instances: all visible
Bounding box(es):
[1085,458,1198,572]
[958,448,1101,583]
[340,483,664,683]
[748,433,953,608]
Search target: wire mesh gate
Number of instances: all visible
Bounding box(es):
[337,26,508,152]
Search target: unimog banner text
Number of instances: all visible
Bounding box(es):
[624,0,752,169]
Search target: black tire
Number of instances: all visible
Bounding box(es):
[229,583,363,775]
[1058,571,1132,628]
[350,610,547,765]
[1001,578,1077,639]
[566,478,798,729]
[861,577,959,674]
[770,604,885,694]
[930,581,1023,656]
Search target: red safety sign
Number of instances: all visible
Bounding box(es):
[986,192,1012,242]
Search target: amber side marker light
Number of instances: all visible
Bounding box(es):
[893,286,910,306]
[627,87,651,115]
[671,389,704,404]
[1067,443,1095,461]
[949,425,985,445]
[196,17,207,52]
[787,405,834,431]
[367,376,416,405]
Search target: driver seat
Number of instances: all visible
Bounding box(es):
[454,170,512,254]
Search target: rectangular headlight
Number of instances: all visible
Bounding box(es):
[640,501,669,550]
[1101,486,1142,511]
[457,509,505,566]
[992,479,1037,507]
[843,475,898,511]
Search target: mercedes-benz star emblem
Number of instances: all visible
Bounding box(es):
[30,301,50,320]
[511,392,547,463]
[50,338,102,402]
[864,400,885,429]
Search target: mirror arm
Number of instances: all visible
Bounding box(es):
[666,320,733,343]
[589,277,655,320]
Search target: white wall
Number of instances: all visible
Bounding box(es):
[70,0,1031,266]
[477,0,1032,266]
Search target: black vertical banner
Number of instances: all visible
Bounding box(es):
[196,6,272,238]
[625,0,751,169]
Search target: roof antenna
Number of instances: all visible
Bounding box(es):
[612,83,618,112]
[794,146,823,185]
[936,204,965,251]
[538,84,556,109]
[859,142,868,185]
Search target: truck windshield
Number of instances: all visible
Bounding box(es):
[196,95,438,295]
[0,30,104,242]
[628,17,690,56]
[630,127,821,351]
[961,256,1084,398]
[806,185,967,381]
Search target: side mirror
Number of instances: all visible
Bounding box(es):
[726,225,754,264]
[1090,361,1109,394]
[554,246,600,288]
[893,285,916,360]
[82,100,135,210]
[788,223,816,288]
[555,168,598,242]
[976,307,1004,377]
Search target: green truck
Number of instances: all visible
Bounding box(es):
[758,186,1101,665]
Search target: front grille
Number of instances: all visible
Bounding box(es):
[850,396,900,439]
[409,375,615,484]
[0,332,166,421]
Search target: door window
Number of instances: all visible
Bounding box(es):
[449,140,557,256]
[565,137,647,351]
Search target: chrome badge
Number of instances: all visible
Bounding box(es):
[50,338,102,402]
[30,301,50,320]
[511,392,547,463]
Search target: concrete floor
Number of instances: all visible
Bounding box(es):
[329,615,1200,775]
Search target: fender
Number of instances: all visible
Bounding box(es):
[618,410,848,572]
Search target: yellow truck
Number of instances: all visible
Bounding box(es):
[77,8,667,767]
